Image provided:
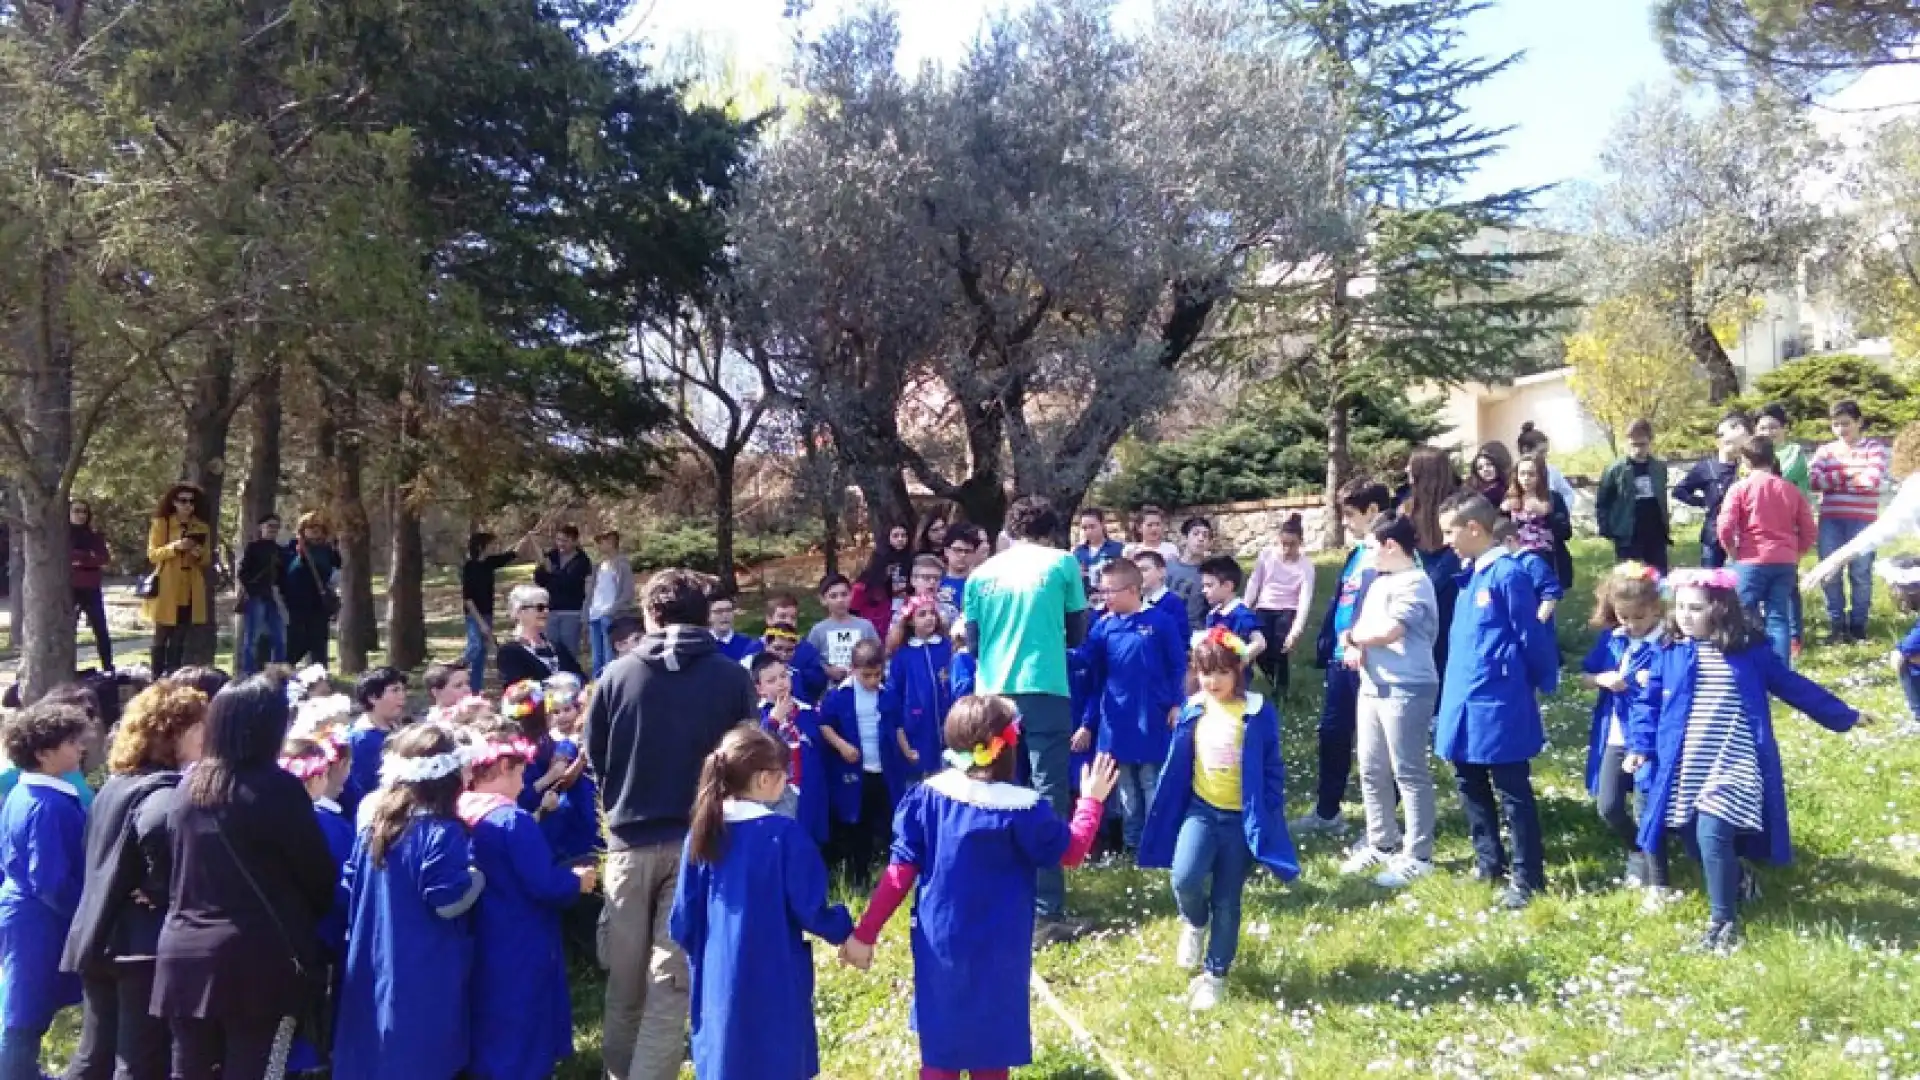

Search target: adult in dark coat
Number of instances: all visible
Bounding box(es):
[496,584,584,688]
[150,677,335,1080]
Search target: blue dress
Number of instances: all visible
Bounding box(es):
[289,798,355,1074]
[949,651,976,700]
[465,796,580,1080]
[334,814,482,1080]
[669,805,852,1080]
[761,701,832,846]
[342,719,390,820]
[538,739,603,865]
[0,775,85,1031]
[888,637,954,780]
[890,771,1074,1071]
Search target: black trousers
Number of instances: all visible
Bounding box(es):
[150,607,193,676]
[1254,609,1295,691]
[73,586,113,669]
[831,772,892,890]
[65,966,169,1080]
[1613,535,1669,575]
[168,1016,283,1080]
[285,609,331,668]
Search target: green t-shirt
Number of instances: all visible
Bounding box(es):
[963,542,1089,698]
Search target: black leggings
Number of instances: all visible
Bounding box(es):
[285,609,331,668]
[73,587,113,670]
[1255,609,1296,691]
[169,1015,285,1080]
[150,607,194,676]
[832,773,892,891]
[66,966,169,1080]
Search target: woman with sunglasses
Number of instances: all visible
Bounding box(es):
[497,584,584,689]
[145,484,211,675]
[70,500,113,670]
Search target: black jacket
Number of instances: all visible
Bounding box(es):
[62,770,180,976]
[585,626,756,849]
[237,538,284,602]
[534,549,593,613]
[496,635,584,688]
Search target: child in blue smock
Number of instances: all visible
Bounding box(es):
[670,725,852,1080]
[1628,569,1858,951]
[1138,635,1298,1012]
[335,722,485,1080]
[754,652,833,846]
[1073,557,1185,852]
[818,640,905,889]
[887,598,954,789]
[1134,550,1190,641]
[842,696,1116,1080]
[536,674,600,865]
[0,701,90,1077]
[280,718,355,1074]
[343,666,410,820]
[1434,493,1559,910]
[459,718,595,1080]
[1884,558,1920,728]
[1501,519,1566,641]
[1579,563,1668,889]
[1199,556,1268,671]
[949,618,977,700]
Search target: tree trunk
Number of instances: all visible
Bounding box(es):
[239,358,282,540]
[384,379,427,669]
[325,385,376,673]
[1687,319,1741,403]
[848,462,916,555]
[178,337,237,668]
[712,457,738,594]
[1324,395,1352,550]
[800,418,841,576]
[15,251,79,700]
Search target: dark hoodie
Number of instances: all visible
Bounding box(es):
[585,624,756,849]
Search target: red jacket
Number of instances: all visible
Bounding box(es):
[1716,473,1816,566]
[848,579,895,640]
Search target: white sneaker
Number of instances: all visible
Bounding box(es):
[1175,922,1205,971]
[1288,810,1350,837]
[1339,844,1393,875]
[1188,972,1226,1011]
[1373,855,1435,888]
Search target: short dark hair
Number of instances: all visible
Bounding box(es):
[259,512,280,525]
[1438,491,1500,530]
[850,639,885,671]
[1831,399,1863,422]
[355,666,407,710]
[1372,513,1419,554]
[423,661,467,694]
[468,532,495,559]
[1758,402,1789,427]
[644,569,711,627]
[1516,422,1548,454]
[1626,418,1654,442]
[1719,411,1752,434]
[817,573,850,596]
[2,700,92,770]
[556,524,580,540]
[1181,516,1213,537]
[749,652,787,681]
[607,614,644,646]
[1741,435,1778,473]
[1005,496,1060,542]
[766,591,801,614]
[1198,555,1243,590]
[1079,506,1105,521]
[1131,549,1167,571]
[595,528,620,545]
[945,524,983,550]
[1338,477,1392,515]
[1099,558,1143,592]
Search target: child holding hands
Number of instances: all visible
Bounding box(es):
[1580,563,1667,889]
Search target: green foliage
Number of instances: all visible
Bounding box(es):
[1096,390,1447,509]
[1728,353,1920,440]
[1657,0,1920,98]
[625,520,809,577]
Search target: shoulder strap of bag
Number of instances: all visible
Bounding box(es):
[207,808,308,977]
[302,545,327,593]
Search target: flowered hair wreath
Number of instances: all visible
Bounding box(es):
[1612,561,1661,585]
[944,714,1022,771]
[467,733,539,770]
[379,726,480,786]
[1201,624,1251,659]
[1667,567,1738,592]
[501,681,544,720]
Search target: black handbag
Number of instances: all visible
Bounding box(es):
[134,571,160,600]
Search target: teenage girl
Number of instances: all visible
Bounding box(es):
[1243,514,1314,693]
[1628,569,1858,951]
[670,725,852,1080]
[1579,563,1666,889]
[842,697,1117,1079]
[1138,635,1299,1011]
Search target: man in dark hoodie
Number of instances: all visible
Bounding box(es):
[586,568,755,1080]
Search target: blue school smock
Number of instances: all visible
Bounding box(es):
[0,767,93,811]
[715,631,764,664]
[342,718,391,820]
[289,797,357,1074]
[1514,547,1564,643]
[463,795,579,1080]
[1580,631,1663,795]
[1205,598,1262,643]
[1147,589,1189,642]
[1075,609,1184,765]
[950,651,976,700]
[761,700,832,846]
[1434,552,1558,765]
[1137,692,1299,881]
[669,803,852,1080]
[788,641,831,705]
[517,736,558,816]
[0,774,85,1030]
[888,636,954,781]
[334,814,483,1080]
[538,740,602,865]
[1630,639,1857,865]
[817,683,907,823]
[890,770,1076,1072]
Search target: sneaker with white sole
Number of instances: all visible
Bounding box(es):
[1339,844,1393,875]
[1188,973,1226,1011]
[1288,810,1349,837]
[1373,855,1434,888]
[1175,922,1205,971]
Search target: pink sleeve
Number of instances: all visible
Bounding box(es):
[1243,549,1268,605]
[1798,493,1817,554]
[852,862,919,945]
[1293,557,1316,622]
[1715,484,1742,557]
[1059,795,1105,869]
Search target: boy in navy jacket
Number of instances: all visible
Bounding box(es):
[1299,478,1391,837]
[1133,550,1190,641]
[1072,559,1186,851]
[1199,556,1266,669]
[1434,492,1559,909]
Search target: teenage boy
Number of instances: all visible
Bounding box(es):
[535,524,594,662]
[1673,413,1751,570]
[1073,508,1126,592]
[1593,418,1671,574]
[1297,478,1391,836]
[766,593,829,703]
[236,514,288,675]
[816,640,899,889]
[1072,559,1184,851]
[939,525,980,614]
[1198,555,1265,668]
[1810,398,1891,642]
[807,575,880,684]
[1166,517,1213,634]
[607,614,645,659]
[709,593,763,664]
[1132,550,1189,640]
[1435,492,1558,909]
[343,666,409,819]
[0,700,90,1074]
[422,660,470,722]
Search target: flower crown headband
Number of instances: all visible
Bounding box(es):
[467,735,538,770]
[279,732,347,782]
[1667,568,1738,593]
[1202,624,1251,659]
[944,714,1022,771]
[502,681,544,720]
[379,726,479,786]
[1612,561,1661,585]
[763,624,800,643]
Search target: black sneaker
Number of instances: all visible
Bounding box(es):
[1033,916,1091,949]
[1737,867,1762,904]
[1696,919,1740,953]
[1498,884,1533,910]
[1472,863,1508,884]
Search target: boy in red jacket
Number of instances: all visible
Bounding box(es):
[1717,436,1816,663]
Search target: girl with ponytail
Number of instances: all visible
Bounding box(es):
[669,724,853,1080]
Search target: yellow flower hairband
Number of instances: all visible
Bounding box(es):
[943,715,1023,770]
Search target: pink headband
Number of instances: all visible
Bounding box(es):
[1668,568,1738,592]
[468,736,538,769]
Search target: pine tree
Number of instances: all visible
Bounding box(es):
[1239,0,1572,540]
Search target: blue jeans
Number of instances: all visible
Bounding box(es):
[589,616,613,676]
[1900,661,1920,720]
[1818,516,1875,633]
[1736,562,1797,663]
[464,614,491,694]
[1170,801,1253,977]
[1316,664,1360,818]
[1680,811,1742,924]
[1010,693,1073,919]
[1114,761,1161,850]
[1699,535,1727,569]
[1452,760,1545,892]
[548,610,584,665]
[237,596,285,675]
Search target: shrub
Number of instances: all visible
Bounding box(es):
[626,519,809,576]
[1729,353,1920,441]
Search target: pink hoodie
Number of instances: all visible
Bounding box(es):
[1716,472,1816,566]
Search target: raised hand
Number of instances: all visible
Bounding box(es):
[1080,753,1120,804]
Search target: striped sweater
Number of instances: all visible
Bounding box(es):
[1808,437,1890,522]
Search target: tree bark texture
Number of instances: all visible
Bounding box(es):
[1687,318,1741,403]
[384,381,427,670]
[178,336,237,668]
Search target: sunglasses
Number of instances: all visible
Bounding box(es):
[526,604,549,613]
[175,495,197,504]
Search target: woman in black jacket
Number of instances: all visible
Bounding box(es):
[495,584,583,688]
[150,677,335,1080]
[62,682,209,1080]
[281,513,340,669]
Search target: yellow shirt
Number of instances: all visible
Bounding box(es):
[1191,696,1247,811]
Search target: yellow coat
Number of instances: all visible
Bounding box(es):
[145,515,211,626]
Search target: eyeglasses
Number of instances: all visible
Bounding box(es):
[174,496,196,505]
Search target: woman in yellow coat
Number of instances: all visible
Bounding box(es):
[146,483,211,674]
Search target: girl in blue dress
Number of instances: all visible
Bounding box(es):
[334,722,485,1080]
[843,696,1117,1080]
[0,701,91,1080]
[279,719,354,1074]
[1627,569,1858,951]
[670,725,853,1080]
[887,598,954,788]
[458,717,595,1080]
[1579,563,1667,889]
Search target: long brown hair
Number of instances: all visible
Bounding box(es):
[153,483,205,522]
[1507,451,1551,506]
[688,724,789,865]
[1590,564,1664,630]
[1402,447,1459,553]
[365,723,466,868]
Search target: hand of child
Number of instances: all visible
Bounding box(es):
[540,790,560,813]
[1167,706,1179,730]
[1080,753,1120,804]
[838,743,860,765]
[1283,634,1299,654]
[1341,644,1363,670]
[574,864,599,893]
[904,747,920,765]
[1621,752,1647,774]
[1070,727,1092,754]
[1525,497,1551,516]
[839,938,874,971]
[771,692,795,721]
[1537,600,1558,623]
[1593,671,1627,693]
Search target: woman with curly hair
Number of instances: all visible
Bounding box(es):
[61,683,210,1080]
[145,484,212,675]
